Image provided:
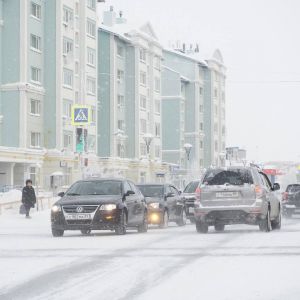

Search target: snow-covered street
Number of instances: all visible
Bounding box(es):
[1,210,300,300]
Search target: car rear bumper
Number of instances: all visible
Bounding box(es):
[195,206,267,225]
[282,203,300,214]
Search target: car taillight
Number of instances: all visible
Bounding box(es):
[255,185,263,199]
[195,187,201,201]
[282,192,288,201]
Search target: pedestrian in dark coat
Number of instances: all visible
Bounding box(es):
[22,179,36,218]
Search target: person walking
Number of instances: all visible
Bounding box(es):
[22,179,36,219]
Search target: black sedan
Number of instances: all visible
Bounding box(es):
[51,178,148,237]
[137,184,186,228]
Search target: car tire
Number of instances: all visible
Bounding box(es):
[137,211,148,233]
[259,209,271,232]
[196,221,209,233]
[115,210,126,235]
[214,224,225,232]
[176,208,187,226]
[52,228,64,237]
[271,209,281,230]
[159,210,168,228]
[81,229,91,235]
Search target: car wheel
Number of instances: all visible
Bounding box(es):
[81,229,91,235]
[259,209,271,232]
[115,210,127,235]
[137,211,148,233]
[271,209,281,230]
[214,224,225,232]
[196,221,209,233]
[176,208,187,226]
[52,228,64,237]
[159,210,168,228]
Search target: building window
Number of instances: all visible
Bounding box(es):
[200,122,203,131]
[30,132,41,148]
[214,71,219,82]
[117,95,125,107]
[222,126,226,136]
[222,108,225,119]
[154,77,160,92]
[140,143,146,156]
[31,67,41,83]
[117,143,125,158]
[63,132,73,149]
[75,91,79,103]
[154,56,161,70]
[75,2,79,15]
[140,71,146,86]
[118,120,125,131]
[222,92,225,103]
[29,167,36,185]
[87,0,96,10]
[155,99,161,114]
[140,95,147,110]
[30,99,41,116]
[63,69,73,87]
[199,104,203,113]
[88,135,96,152]
[155,123,160,137]
[63,6,73,25]
[31,2,41,19]
[139,48,146,62]
[117,69,124,82]
[155,146,160,158]
[63,37,73,55]
[75,61,79,74]
[215,141,218,152]
[214,123,218,133]
[199,87,203,95]
[200,141,203,149]
[63,100,72,118]
[214,88,218,98]
[30,34,41,52]
[87,19,96,38]
[75,32,79,46]
[87,47,96,66]
[117,45,124,57]
[140,119,147,134]
[87,77,96,95]
[214,105,218,116]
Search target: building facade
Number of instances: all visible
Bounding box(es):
[0,0,98,189]
[97,7,167,183]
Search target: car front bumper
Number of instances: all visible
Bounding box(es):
[147,209,163,225]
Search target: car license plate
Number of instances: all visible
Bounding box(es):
[216,192,239,198]
[189,207,194,214]
[65,214,92,220]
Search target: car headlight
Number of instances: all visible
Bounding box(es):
[100,204,117,211]
[148,202,160,209]
[51,205,61,213]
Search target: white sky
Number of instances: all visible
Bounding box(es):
[98,0,300,162]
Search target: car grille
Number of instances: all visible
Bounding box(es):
[62,205,98,213]
[66,220,92,225]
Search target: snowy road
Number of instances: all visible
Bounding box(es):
[1,211,300,300]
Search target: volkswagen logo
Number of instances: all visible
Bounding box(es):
[76,206,84,213]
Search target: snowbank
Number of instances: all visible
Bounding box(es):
[0,189,22,204]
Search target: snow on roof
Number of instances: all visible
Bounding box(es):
[163,48,208,66]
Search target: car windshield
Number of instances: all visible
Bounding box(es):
[286,185,300,193]
[184,181,200,193]
[66,180,122,196]
[203,169,253,186]
[137,185,164,197]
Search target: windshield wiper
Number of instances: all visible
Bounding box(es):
[66,193,80,196]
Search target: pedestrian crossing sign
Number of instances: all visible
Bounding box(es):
[72,105,91,125]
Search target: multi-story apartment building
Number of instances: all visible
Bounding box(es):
[98,7,167,182]
[203,50,226,168]
[162,48,206,180]
[0,0,98,189]
[161,47,226,178]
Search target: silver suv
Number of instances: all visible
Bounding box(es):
[194,167,281,233]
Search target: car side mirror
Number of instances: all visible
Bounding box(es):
[58,192,65,197]
[178,190,182,195]
[273,183,280,191]
[125,190,135,197]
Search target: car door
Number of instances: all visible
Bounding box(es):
[123,181,136,225]
[129,181,144,224]
[165,185,177,221]
[260,173,278,219]
[170,185,183,220]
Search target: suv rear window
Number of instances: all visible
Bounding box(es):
[286,185,300,193]
[203,169,253,186]
[184,181,200,193]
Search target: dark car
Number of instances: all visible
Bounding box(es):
[182,180,201,223]
[194,167,281,233]
[137,184,186,228]
[282,184,300,217]
[51,178,148,237]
